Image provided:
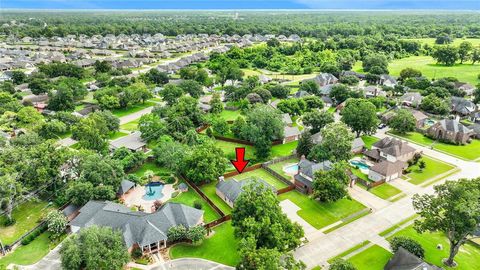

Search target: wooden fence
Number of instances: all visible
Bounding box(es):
[262,166,294,187]
[180,175,226,217]
[204,215,232,229]
[277,185,296,195]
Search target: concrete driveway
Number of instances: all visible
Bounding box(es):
[151,258,234,270]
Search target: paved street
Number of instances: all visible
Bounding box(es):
[293,128,480,269]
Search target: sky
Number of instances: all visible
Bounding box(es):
[1,0,479,10]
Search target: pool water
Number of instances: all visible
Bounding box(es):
[142,182,165,201]
[284,164,299,175]
[425,119,436,126]
[350,160,370,170]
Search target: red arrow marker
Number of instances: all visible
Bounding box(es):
[230,147,250,174]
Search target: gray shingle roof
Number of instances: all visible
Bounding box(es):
[373,137,416,158]
[298,159,333,179]
[216,178,272,203]
[384,247,441,270]
[70,201,203,248]
[437,119,472,134]
[284,126,301,138]
[370,160,406,177]
[118,179,136,195]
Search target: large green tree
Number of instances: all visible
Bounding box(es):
[302,110,334,134]
[389,109,416,134]
[341,98,378,137]
[181,141,226,184]
[312,161,350,202]
[309,122,354,162]
[412,178,480,267]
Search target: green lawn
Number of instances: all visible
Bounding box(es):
[278,191,367,229]
[168,183,221,223]
[271,141,298,158]
[351,168,369,181]
[361,135,380,149]
[347,244,392,270]
[218,110,242,121]
[368,183,402,200]
[111,101,156,117]
[389,225,480,270]
[0,200,56,245]
[120,119,139,131]
[169,221,240,266]
[389,131,480,161]
[406,155,456,185]
[227,168,288,189]
[108,131,128,140]
[130,161,171,178]
[354,56,480,85]
[402,38,480,47]
[199,181,233,215]
[268,157,300,180]
[0,232,57,269]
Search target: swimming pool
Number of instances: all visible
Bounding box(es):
[283,164,299,175]
[142,182,165,201]
[350,160,370,170]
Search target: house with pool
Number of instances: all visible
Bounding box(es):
[293,157,333,194]
[70,200,204,254]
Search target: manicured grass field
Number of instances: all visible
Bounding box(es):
[169,221,240,266]
[406,155,456,185]
[270,141,298,158]
[119,119,139,131]
[368,183,402,200]
[199,181,232,215]
[268,157,300,180]
[361,135,380,149]
[347,244,392,270]
[402,38,480,47]
[214,140,256,162]
[388,225,480,270]
[0,232,56,269]
[278,191,367,229]
[354,56,480,85]
[0,200,56,245]
[389,131,480,160]
[111,101,156,117]
[130,161,172,178]
[218,110,242,121]
[168,183,221,223]
[108,131,128,140]
[227,168,288,189]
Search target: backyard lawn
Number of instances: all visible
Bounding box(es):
[278,191,367,229]
[0,232,56,269]
[270,141,298,158]
[119,119,139,131]
[168,183,221,223]
[268,157,300,180]
[347,245,392,270]
[111,101,156,117]
[0,200,56,245]
[219,110,242,121]
[361,135,380,149]
[130,161,172,178]
[199,181,232,215]
[108,131,128,140]
[169,221,240,266]
[406,155,456,185]
[390,131,480,160]
[388,225,480,270]
[227,168,288,189]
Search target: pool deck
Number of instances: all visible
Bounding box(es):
[123,184,176,213]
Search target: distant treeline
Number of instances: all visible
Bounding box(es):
[1,11,480,38]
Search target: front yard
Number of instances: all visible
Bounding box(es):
[0,200,56,245]
[405,155,456,185]
[111,101,156,117]
[389,131,480,161]
[278,190,367,230]
[227,168,289,189]
[388,225,480,270]
[347,244,392,270]
[169,221,240,266]
[364,183,402,201]
[119,119,139,131]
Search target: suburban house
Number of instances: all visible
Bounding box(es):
[451,97,477,116]
[304,73,338,87]
[283,126,301,143]
[379,74,397,87]
[369,160,406,182]
[311,132,365,154]
[70,200,204,254]
[426,119,473,145]
[117,179,136,200]
[216,177,273,208]
[110,132,147,152]
[410,109,429,128]
[455,82,476,96]
[400,92,423,107]
[281,113,293,126]
[294,157,333,194]
[384,247,441,270]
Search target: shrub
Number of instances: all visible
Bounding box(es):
[389,236,425,259]
[171,191,179,198]
[193,200,203,210]
[131,247,143,259]
[21,223,47,245]
[3,217,16,226]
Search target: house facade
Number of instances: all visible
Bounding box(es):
[426,119,473,145]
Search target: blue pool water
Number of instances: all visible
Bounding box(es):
[142,182,165,201]
[350,160,370,170]
[284,164,299,174]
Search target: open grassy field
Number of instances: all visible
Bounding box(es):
[0,200,56,245]
[389,131,480,160]
[168,183,221,223]
[227,168,288,189]
[347,244,392,270]
[406,155,456,185]
[402,38,480,47]
[278,190,366,230]
[111,101,156,117]
[267,157,300,180]
[388,225,480,270]
[169,221,240,266]
[353,56,480,85]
